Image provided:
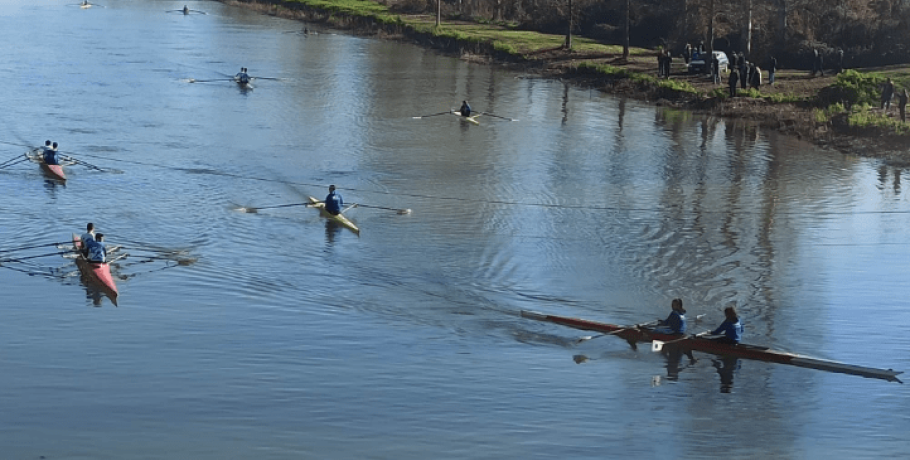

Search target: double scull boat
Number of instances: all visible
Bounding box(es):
[27,148,66,181]
[521,310,903,383]
[72,234,119,305]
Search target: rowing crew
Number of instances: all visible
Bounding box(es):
[235,67,250,85]
[649,298,744,344]
[324,184,343,215]
[80,222,108,263]
[41,140,60,166]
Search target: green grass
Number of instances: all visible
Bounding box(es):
[846,104,910,134]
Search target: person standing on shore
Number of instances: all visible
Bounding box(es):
[817,51,824,77]
[882,78,895,111]
[768,56,777,85]
[728,68,739,98]
[739,55,748,90]
[711,53,720,84]
[684,43,691,64]
[811,49,818,76]
[898,89,908,123]
[837,48,845,74]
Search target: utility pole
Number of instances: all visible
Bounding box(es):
[622,0,630,59]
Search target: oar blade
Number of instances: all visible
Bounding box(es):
[651,340,665,352]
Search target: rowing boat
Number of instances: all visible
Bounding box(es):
[72,233,119,305]
[452,111,481,125]
[28,148,66,181]
[307,196,360,234]
[520,310,903,383]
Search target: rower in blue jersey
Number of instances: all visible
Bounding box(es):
[81,222,96,257]
[235,67,250,85]
[324,184,343,215]
[459,100,472,117]
[86,233,107,263]
[710,306,743,344]
[43,141,60,166]
[653,298,687,335]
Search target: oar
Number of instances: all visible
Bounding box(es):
[235,202,316,213]
[0,250,74,263]
[651,331,714,352]
[0,242,70,253]
[575,320,659,344]
[252,76,282,81]
[481,112,519,122]
[412,111,452,119]
[349,203,412,215]
[59,155,109,172]
[187,78,234,83]
[0,156,30,169]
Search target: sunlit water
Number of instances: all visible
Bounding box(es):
[1,1,908,458]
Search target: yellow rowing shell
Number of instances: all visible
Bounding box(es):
[452,111,480,125]
[308,196,360,234]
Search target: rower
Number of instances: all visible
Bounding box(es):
[651,298,687,335]
[459,100,472,117]
[87,233,107,263]
[324,184,343,216]
[709,306,743,344]
[42,140,52,152]
[81,223,96,257]
[183,5,189,14]
[43,142,60,166]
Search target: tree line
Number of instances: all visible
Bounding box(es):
[393,0,910,68]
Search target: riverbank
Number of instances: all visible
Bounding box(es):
[222,0,910,160]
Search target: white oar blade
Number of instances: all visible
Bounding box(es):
[651,340,665,352]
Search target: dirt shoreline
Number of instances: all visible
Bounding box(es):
[222,0,910,162]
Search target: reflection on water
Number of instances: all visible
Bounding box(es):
[713,357,741,394]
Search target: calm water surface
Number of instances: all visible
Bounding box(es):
[1,1,908,458]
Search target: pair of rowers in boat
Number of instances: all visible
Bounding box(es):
[654,298,742,344]
[79,222,109,263]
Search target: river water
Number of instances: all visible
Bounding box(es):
[1,1,908,458]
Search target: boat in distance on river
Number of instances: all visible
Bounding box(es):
[521,310,903,383]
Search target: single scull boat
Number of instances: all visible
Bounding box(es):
[452,111,481,125]
[308,196,360,234]
[520,310,903,383]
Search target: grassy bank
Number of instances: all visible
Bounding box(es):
[226,0,910,150]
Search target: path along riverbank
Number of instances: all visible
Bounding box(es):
[222,0,910,162]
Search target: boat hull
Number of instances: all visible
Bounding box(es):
[308,196,360,234]
[40,161,66,181]
[520,310,903,382]
[72,234,119,304]
[452,111,480,125]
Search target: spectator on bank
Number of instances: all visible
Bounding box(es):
[664,50,672,79]
[729,69,739,98]
[711,53,720,84]
[684,43,692,64]
[657,49,664,78]
[882,78,895,110]
[750,64,762,91]
[817,51,824,77]
[811,49,818,76]
[898,89,908,122]
[739,55,748,90]
[768,56,777,85]
[837,49,845,74]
